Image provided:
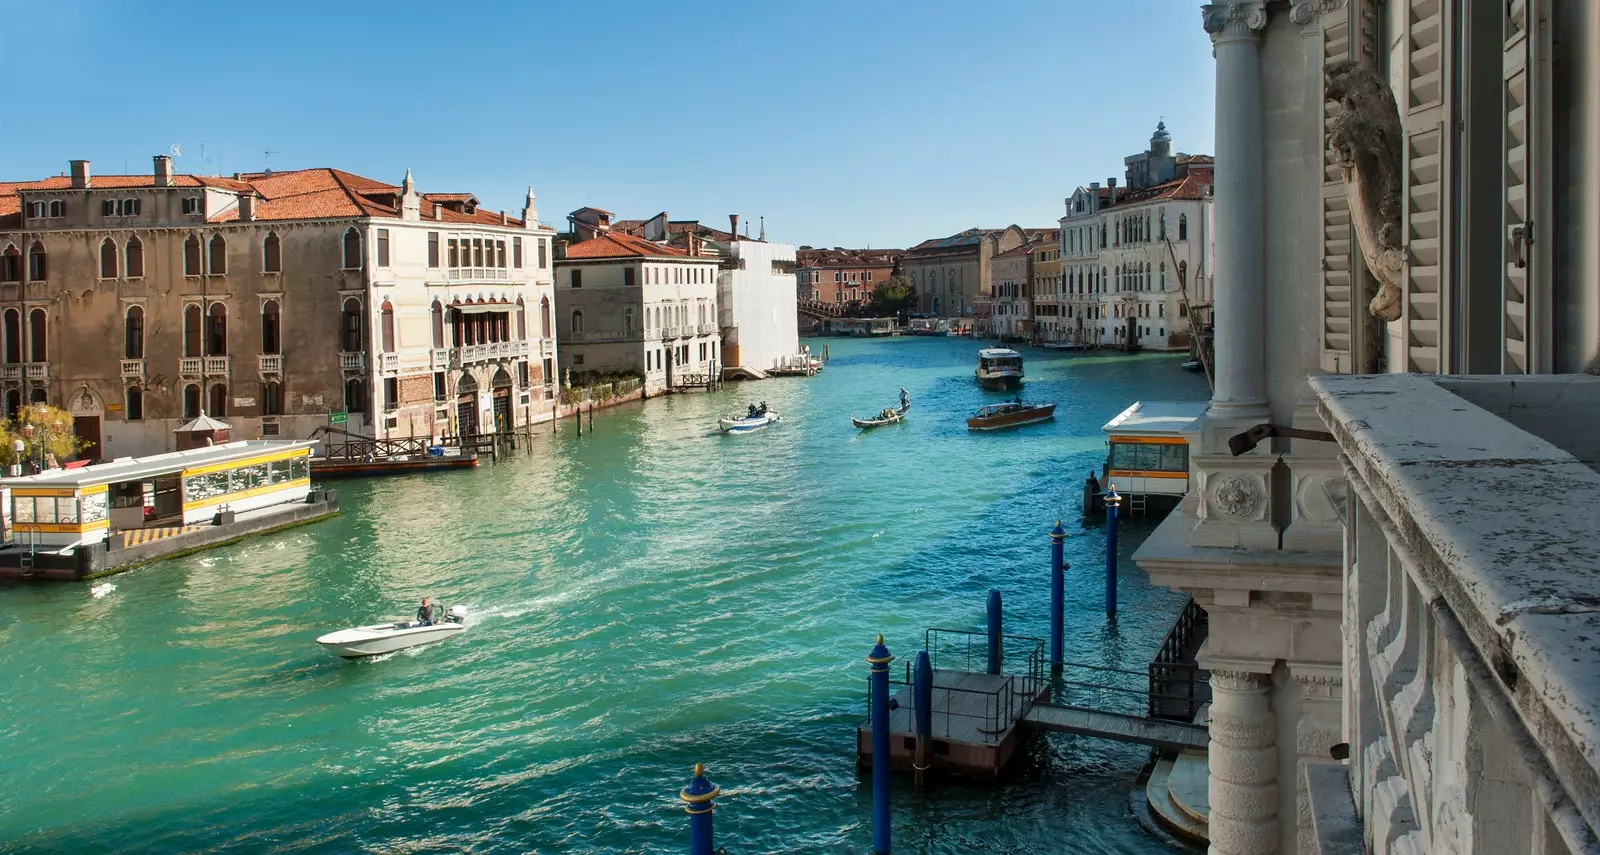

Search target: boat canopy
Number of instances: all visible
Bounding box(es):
[1101,401,1208,437]
[978,348,1021,360]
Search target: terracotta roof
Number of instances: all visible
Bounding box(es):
[1104,167,1214,209]
[1176,154,1214,165]
[0,167,529,229]
[611,218,736,242]
[560,231,705,260]
[796,247,903,268]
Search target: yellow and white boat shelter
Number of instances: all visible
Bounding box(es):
[0,440,317,549]
[1101,401,1209,500]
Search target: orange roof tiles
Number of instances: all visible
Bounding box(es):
[1104,167,1214,208]
[561,231,706,260]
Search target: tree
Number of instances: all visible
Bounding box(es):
[867,275,916,317]
[2,404,89,471]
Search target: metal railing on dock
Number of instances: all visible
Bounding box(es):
[862,629,1047,742]
[1146,596,1210,722]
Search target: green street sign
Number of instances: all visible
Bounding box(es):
[329,411,348,424]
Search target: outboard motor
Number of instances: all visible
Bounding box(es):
[447,605,469,624]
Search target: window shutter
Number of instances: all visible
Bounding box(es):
[1397,0,1450,374]
[1501,0,1551,373]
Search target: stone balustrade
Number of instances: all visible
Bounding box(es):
[1310,374,1600,855]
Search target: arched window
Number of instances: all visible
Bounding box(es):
[540,297,551,337]
[342,228,362,270]
[208,234,227,275]
[28,308,46,361]
[206,303,227,356]
[125,386,143,421]
[623,307,635,333]
[261,300,281,354]
[342,298,362,352]
[183,234,201,276]
[571,310,584,333]
[262,381,282,416]
[0,244,19,283]
[344,378,366,413]
[431,301,445,348]
[27,241,47,281]
[1178,214,1188,241]
[5,389,19,420]
[126,236,144,278]
[1144,263,1151,291]
[183,383,201,419]
[209,384,228,417]
[516,298,527,340]
[1178,260,1188,291]
[3,309,19,363]
[125,306,144,359]
[29,387,46,405]
[184,304,202,357]
[262,232,281,273]
[99,238,118,279]
[1160,262,1166,291]
[380,300,395,352]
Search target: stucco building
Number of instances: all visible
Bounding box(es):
[1030,242,1065,343]
[1059,125,1214,350]
[903,226,1053,318]
[1132,3,1600,854]
[795,247,902,306]
[0,157,556,459]
[554,218,721,395]
[983,233,1058,340]
[707,236,799,376]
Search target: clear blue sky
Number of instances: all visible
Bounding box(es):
[5,0,1215,249]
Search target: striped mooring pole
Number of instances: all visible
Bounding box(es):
[867,634,895,854]
[680,762,719,855]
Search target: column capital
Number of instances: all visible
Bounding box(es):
[1290,0,1348,28]
[1210,668,1273,692]
[1202,1,1268,43]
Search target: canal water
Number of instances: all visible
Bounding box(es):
[0,336,1209,854]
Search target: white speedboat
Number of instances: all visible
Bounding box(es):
[717,409,781,433]
[316,606,468,659]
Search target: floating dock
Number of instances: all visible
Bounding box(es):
[310,455,477,479]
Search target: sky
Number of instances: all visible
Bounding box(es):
[3,0,1215,250]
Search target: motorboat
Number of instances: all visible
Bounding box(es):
[975,348,1024,390]
[851,389,911,429]
[316,605,468,659]
[967,400,1057,431]
[718,408,781,433]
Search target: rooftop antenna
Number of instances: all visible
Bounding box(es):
[264,150,277,173]
[758,216,765,241]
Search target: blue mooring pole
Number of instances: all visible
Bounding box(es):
[679,762,719,855]
[986,589,1002,675]
[867,635,895,855]
[1049,520,1066,672]
[1104,486,1121,617]
[913,650,933,791]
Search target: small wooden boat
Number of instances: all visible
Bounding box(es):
[1180,359,1204,373]
[851,389,910,429]
[967,400,1056,431]
[718,408,781,433]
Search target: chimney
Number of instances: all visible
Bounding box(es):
[729,214,740,242]
[69,160,90,189]
[435,204,443,221]
[153,155,173,187]
[238,193,255,221]
[1107,177,1117,206]
[554,239,569,260]
[501,211,508,225]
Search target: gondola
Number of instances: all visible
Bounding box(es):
[851,389,910,429]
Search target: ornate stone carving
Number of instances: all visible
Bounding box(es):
[1212,474,1261,519]
[1210,668,1271,693]
[1202,1,1267,39]
[1290,0,1348,26]
[1326,59,1406,322]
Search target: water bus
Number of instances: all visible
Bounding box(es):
[974,348,1024,390]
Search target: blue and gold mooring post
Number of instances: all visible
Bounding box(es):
[680,762,719,855]
[913,649,933,791]
[867,634,895,855]
[986,590,1003,675]
[1049,520,1067,672]
[1104,486,1121,617]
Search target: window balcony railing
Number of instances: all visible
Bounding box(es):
[203,356,229,377]
[258,354,282,376]
[179,357,202,378]
[120,359,145,379]
[0,364,17,382]
[339,352,366,373]
[539,337,555,356]
[25,362,47,382]
[697,324,716,336]
[380,353,399,374]
[1309,374,1600,854]
[446,267,511,282]
[431,348,451,371]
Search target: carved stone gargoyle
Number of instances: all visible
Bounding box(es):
[1326,59,1405,322]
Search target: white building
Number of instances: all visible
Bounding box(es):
[553,224,721,396]
[1132,2,1600,854]
[706,236,800,376]
[1058,124,1214,350]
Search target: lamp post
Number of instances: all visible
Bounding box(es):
[22,424,35,475]
[9,437,22,477]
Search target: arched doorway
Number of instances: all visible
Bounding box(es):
[491,368,514,434]
[456,373,480,437]
[69,386,103,461]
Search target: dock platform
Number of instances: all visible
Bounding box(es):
[856,668,1048,779]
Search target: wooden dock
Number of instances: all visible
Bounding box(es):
[1023,703,1209,750]
[856,669,1047,780]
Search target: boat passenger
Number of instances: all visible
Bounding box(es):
[759,401,768,415]
[747,404,759,418]
[416,597,435,626]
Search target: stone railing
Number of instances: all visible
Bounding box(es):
[179,357,202,378]
[338,352,365,373]
[121,359,145,379]
[25,362,48,381]
[202,356,229,377]
[257,354,282,376]
[1310,374,1600,855]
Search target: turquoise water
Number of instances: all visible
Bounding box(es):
[0,337,1208,854]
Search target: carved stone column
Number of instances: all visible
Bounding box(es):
[1203,0,1269,418]
[1209,668,1280,855]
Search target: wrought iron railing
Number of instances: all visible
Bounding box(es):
[1147,595,1210,721]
